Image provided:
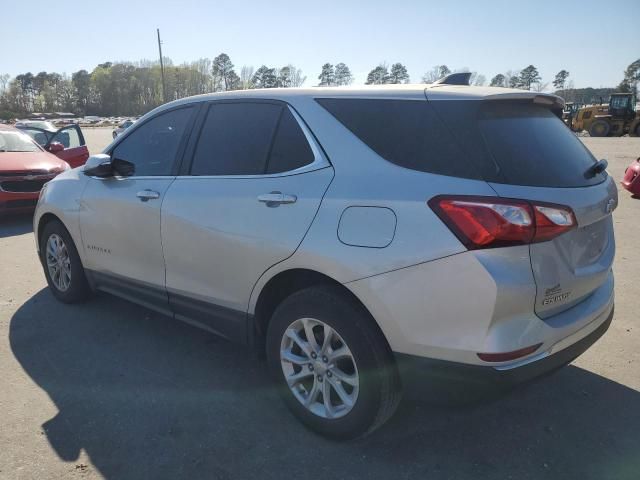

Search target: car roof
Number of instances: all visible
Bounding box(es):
[157,84,564,112]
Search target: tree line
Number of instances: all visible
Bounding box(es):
[1,54,637,119]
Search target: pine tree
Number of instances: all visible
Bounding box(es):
[519,65,541,90]
[211,53,238,91]
[334,63,353,86]
[388,63,410,84]
[365,65,389,85]
[251,66,277,89]
[490,74,506,87]
[553,70,570,92]
[318,63,335,86]
[277,66,292,88]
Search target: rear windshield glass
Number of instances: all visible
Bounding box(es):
[478,103,603,187]
[315,98,480,179]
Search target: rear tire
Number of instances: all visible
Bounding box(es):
[40,220,91,304]
[635,123,640,137]
[589,119,610,137]
[266,286,401,439]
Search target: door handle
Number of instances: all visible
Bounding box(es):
[257,191,297,207]
[136,189,160,202]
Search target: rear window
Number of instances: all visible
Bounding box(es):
[478,103,602,187]
[315,98,480,179]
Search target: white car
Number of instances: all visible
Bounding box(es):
[112,119,135,139]
[34,79,616,438]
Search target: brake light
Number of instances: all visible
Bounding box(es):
[429,195,576,249]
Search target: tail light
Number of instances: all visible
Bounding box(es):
[429,195,576,249]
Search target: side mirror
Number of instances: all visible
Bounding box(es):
[83,154,113,178]
[47,142,65,153]
[112,158,135,177]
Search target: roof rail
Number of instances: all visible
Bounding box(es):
[433,72,472,86]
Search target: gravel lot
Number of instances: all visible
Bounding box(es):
[0,129,639,480]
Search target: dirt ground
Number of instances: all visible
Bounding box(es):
[0,129,638,480]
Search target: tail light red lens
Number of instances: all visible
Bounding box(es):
[429,195,576,249]
[477,343,542,362]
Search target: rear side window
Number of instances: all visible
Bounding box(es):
[190,102,315,176]
[478,103,602,187]
[267,109,314,174]
[315,98,478,179]
[191,103,281,175]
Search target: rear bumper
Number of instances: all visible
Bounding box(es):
[395,305,613,387]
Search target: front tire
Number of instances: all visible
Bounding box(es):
[589,119,610,137]
[40,220,91,303]
[266,286,401,439]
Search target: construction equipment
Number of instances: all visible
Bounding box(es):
[562,102,583,130]
[572,93,640,137]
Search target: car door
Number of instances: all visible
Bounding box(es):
[161,101,334,342]
[45,125,90,167]
[78,105,197,314]
[18,125,90,167]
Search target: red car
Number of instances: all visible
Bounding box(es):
[621,157,640,196]
[0,125,71,215]
[15,123,89,169]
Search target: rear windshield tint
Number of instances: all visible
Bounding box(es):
[478,103,603,187]
[316,98,480,179]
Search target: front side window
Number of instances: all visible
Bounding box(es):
[190,102,315,176]
[111,107,193,176]
[51,127,82,149]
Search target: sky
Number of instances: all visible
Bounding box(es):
[3,0,639,89]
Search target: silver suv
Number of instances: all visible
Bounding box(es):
[34,82,616,439]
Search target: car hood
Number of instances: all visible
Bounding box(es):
[0,151,69,174]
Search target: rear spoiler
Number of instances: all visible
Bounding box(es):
[483,92,565,109]
[484,92,565,118]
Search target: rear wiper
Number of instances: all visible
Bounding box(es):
[587,159,608,177]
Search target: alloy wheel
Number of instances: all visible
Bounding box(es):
[280,317,359,419]
[46,233,71,292]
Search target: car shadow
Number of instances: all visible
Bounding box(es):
[10,289,640,480]
[0,213,33,238]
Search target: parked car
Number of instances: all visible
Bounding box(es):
[0,125,70,214]
[14,120,57,131]
[15,123,89,168]
[34,83,617,439]
[621,157,640,195]
[112,119,135,139]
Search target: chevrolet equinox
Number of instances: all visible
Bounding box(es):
[34,79,617,438]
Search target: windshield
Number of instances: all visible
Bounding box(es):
[0,130,41,153]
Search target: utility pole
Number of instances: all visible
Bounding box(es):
[157,28,167,103]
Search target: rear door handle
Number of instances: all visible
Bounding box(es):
[136,189,160,202]
[257,191,297,207]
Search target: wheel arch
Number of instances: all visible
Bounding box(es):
[36,212,63,253]
[251,268,389,352]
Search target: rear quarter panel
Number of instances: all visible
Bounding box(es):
[248,97,497,313]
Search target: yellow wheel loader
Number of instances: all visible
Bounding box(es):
[572,93,640,137]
